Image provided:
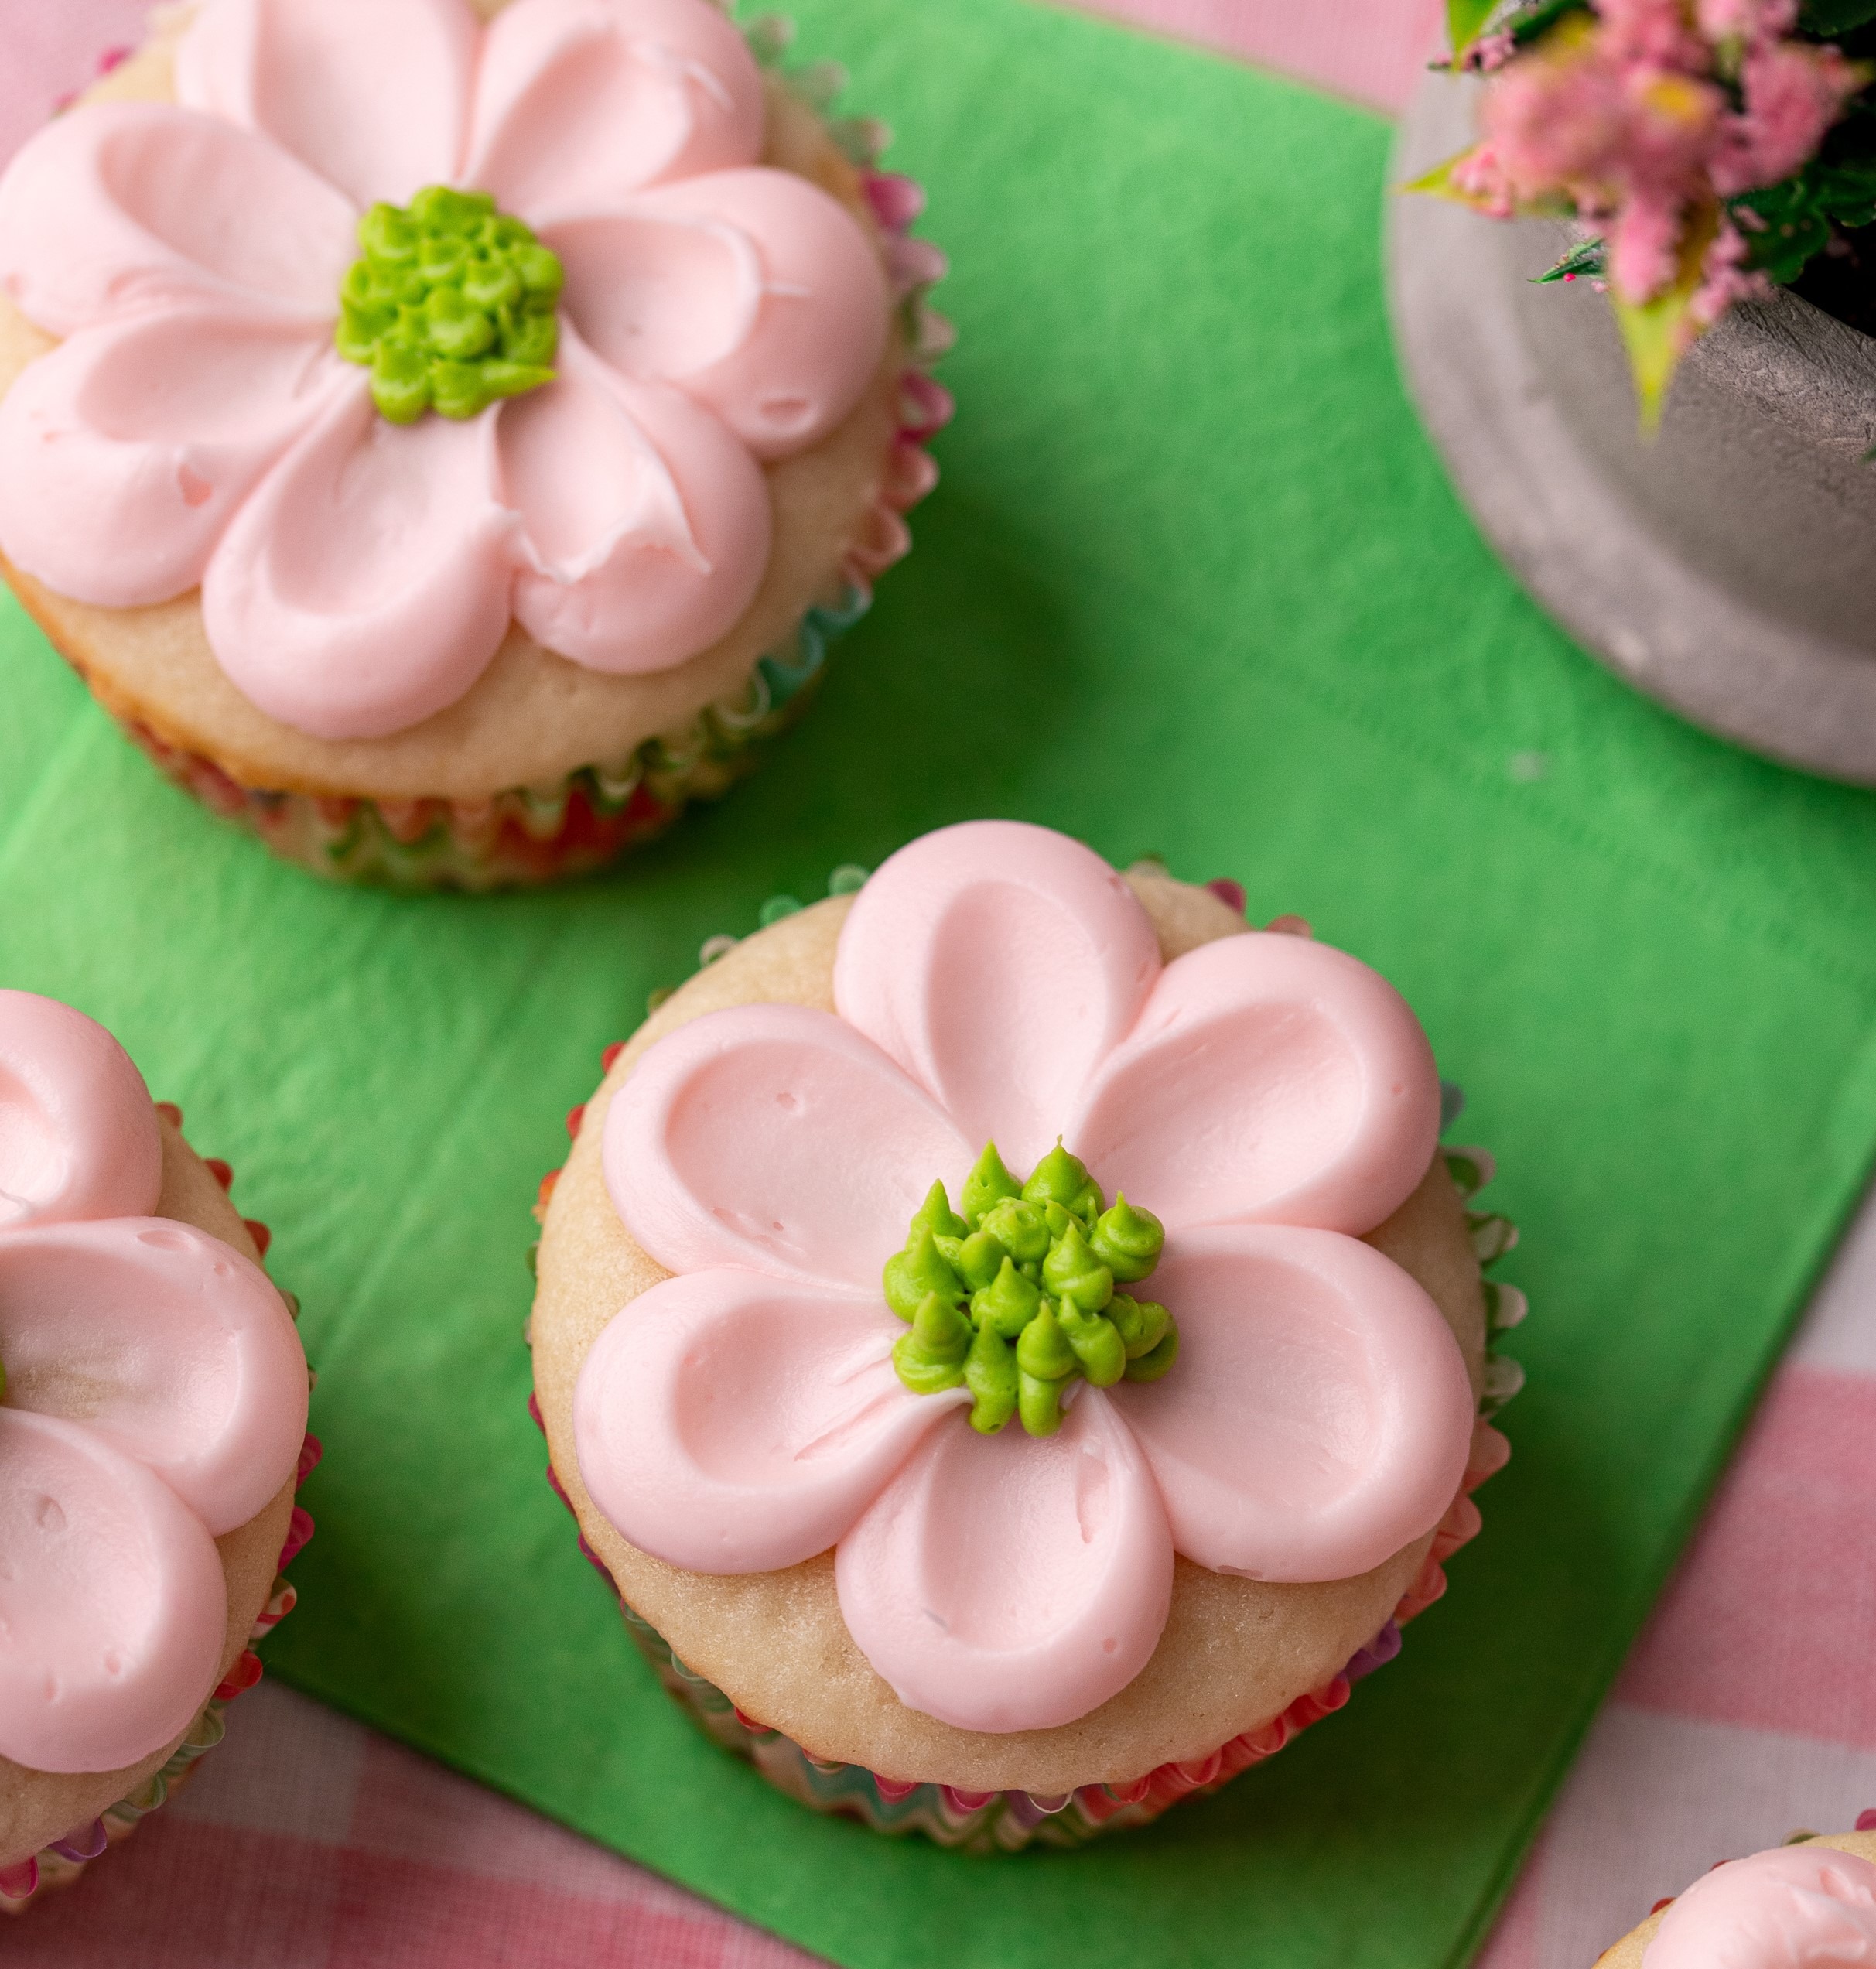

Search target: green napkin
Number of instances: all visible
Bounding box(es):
[5,0,1876,1963]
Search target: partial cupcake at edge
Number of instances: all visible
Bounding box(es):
[528,820,1528,1849]
[0,0,949,889]
[1595,1822,1876,1967]
[0,991,314,1912]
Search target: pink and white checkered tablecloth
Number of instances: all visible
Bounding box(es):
[7,4,1871,1965]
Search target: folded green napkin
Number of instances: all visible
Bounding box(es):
[4,1,1876,1964]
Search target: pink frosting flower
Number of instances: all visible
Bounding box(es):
[576,822,1477,1735]
[1647,1843,1876,1968]
[0,0,890,740]
[0,992,307,1775]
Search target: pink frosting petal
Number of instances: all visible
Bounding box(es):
[1646,1844,1876,1969]
[1066,930,1441,1236]
[0,1219,308,1537]
[463,0,764,222]
[834,1392,1174,1733]
[0,991,159,1232]
[502,329,771,674]
[0,303,347,610]
[200,382,518,740]
[603,1002,972,1290]
[174,0,474,210]
[832,822,1163,1177]
[0,1409,227,1775]
[573,1268,959,1574]
[0,102,358,337]
[1116,1225,1474,1582]
[554,168,887,461]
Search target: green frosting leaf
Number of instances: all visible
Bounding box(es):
[883,1141,1177,1431]
[337,186,563,424]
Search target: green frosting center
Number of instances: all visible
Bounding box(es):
[335,186,565,425]
[884,1142,1180,1437]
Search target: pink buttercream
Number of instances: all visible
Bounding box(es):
[0,990,160,1227]
[577,822,1472,1735]
[1645,1844,1876,1968]
[0,0,890,740]
[0,991,307,1775]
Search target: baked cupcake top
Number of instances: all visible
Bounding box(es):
[0,0,888,742]
[0,991,307,1777]
[1605,1835,1876,1968]
[567,821,1478,1737]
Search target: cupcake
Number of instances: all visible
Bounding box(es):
[0,992,313,1910]
[1596,1827,1876,1966]
[0,0,948,888]
[529,820,1524,1848]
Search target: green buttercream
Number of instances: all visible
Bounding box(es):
[1057,1301,1127,1387]
[976,1195,1050,1266]
[883,1224,963,1322]
[892,1291,972,1393]
[963,1320,1018,1434]
[1014,1297,1076,1381]
[911,1180,969,1245]
[1109,1292,1170,1361]
[1018,1369,1070,1437]
[1125,1323,1181,1383]
[972,1255,1040,1338]
[1041,1219,1113,1314]
[1022,1141,1099,1217]
[882,1141,1180,1433]
[1091,1194,1165,1283]
[961,1142,1023,1221]
[942,1227,1008,1292]
[336,186,564,425]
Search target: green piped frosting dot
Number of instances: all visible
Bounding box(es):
[336,186,564,425]
[883,1142,1174,1435]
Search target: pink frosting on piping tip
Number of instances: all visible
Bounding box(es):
[579,821,1470,1733]
[1644,1844,1876,1968]
[0,993,308,1776]
[0,0,892,740]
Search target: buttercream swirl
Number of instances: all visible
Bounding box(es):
[1644,1844,1876,1969]
[573,820,1475,1735]
[0,991,307,1775]
[0,0,890,740]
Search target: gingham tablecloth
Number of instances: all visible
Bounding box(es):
[9,5,1874,1964]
